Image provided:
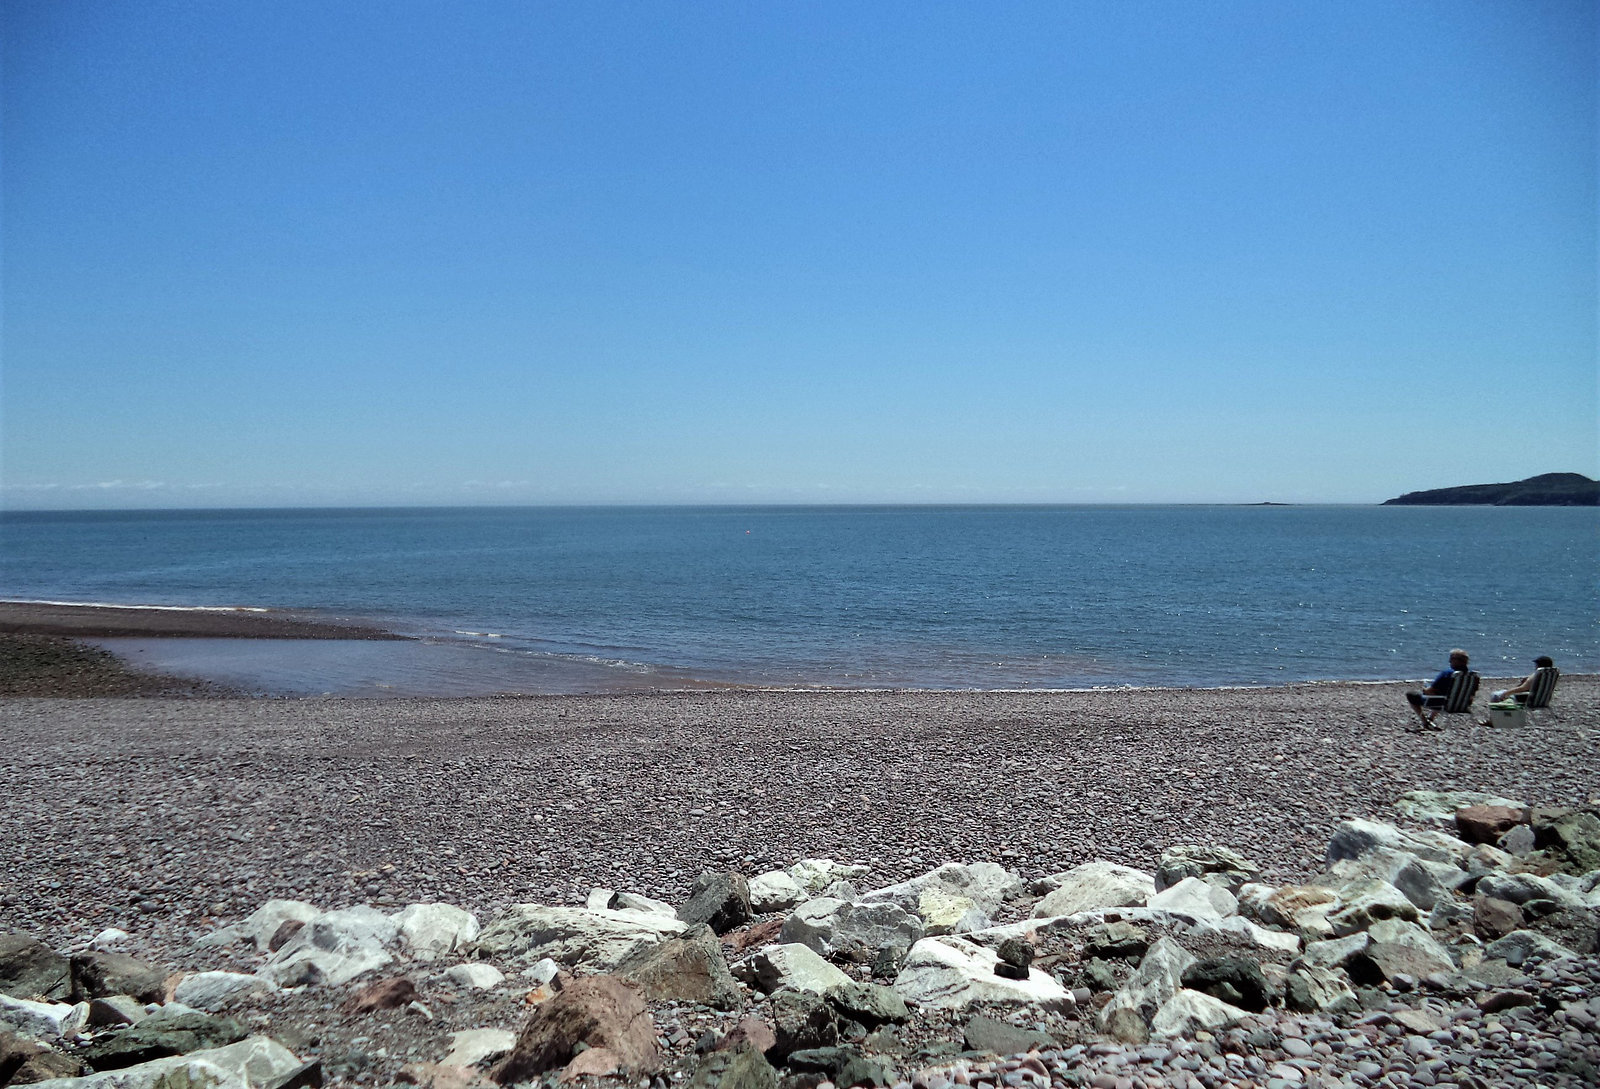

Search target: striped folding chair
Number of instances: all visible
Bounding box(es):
[1421,669,1480,729]
[1519,666,1560,715]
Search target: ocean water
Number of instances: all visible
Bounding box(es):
[1,505,1595,695]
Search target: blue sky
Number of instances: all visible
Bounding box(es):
[2,0,1594,507]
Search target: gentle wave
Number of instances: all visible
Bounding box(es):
[1,597,272,613]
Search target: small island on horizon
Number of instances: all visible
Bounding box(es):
[1383,472,1599,506]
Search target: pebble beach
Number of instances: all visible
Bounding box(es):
[2,607,1597,1089]
[4,681,1599,946]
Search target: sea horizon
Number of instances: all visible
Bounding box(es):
[4,499,1379,515]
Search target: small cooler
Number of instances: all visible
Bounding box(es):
[1488,703,1527,728]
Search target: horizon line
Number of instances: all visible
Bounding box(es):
[0,499,1466,515]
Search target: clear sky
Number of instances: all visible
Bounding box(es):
[2,0,1594,508]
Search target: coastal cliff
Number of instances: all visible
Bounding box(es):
[1383,472,1599,506]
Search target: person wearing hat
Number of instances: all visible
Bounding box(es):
[1492,656,1555,703]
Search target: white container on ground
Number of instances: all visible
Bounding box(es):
[1488,705,1527,729]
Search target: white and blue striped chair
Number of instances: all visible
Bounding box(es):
[1419,669,1480,728]
[1514,666,1560,716]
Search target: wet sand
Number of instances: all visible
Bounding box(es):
[0,634,233,697]
[0,601,713,696]
[0,601,409,696]
[0,600,404,640]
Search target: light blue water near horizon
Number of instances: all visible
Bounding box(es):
[1,506,1595,695]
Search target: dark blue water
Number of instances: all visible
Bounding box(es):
[1,506,1595,693]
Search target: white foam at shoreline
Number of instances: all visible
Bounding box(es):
[3,598,272,613]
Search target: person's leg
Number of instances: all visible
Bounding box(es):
[1405,691,1431,726]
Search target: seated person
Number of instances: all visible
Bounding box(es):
[1405,648,1470,726]
[1492,656,1555,703]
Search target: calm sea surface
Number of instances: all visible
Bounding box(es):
[1,506,1595,695]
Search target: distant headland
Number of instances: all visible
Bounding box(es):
[1383,472,1599,506]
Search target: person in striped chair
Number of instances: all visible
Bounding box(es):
[1492,656,1555,703]
[1405,648,1470,727]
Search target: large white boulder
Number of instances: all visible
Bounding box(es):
[779,898,925,961]
[1187,916,1300,956]
[1150,989,1247,1038]
[258,906,397,987]
[0,995,88,1041]
[172,972,278,1012]
[1146,876,1237,920]
[1326,879,1419,936]
[860,863,1023,920]
[748,871,805,913]
[1485,930,1579,966]
[1325,848,1469,911]
[1032,862,1154,918]
[394,903,480,961]
[1393,790,1526,828]
[30,1035,301,1089]
[1097,937,1194,1031]
[197,899,321,951]
[471,905,688,971]
[442,1028,516,1068]
[787,860,870,895]
[1326,819,1472,868]
[733,943,854,996]
[892,937,1073,1012]
[1476,872,1589,911]
[445,963,505,991]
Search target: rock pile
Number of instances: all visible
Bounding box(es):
[2,792,1597,1089]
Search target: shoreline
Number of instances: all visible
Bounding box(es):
[3,599,1590,699]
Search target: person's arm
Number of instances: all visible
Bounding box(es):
[1422,669,1453,695]
[1501,671,1536,697]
